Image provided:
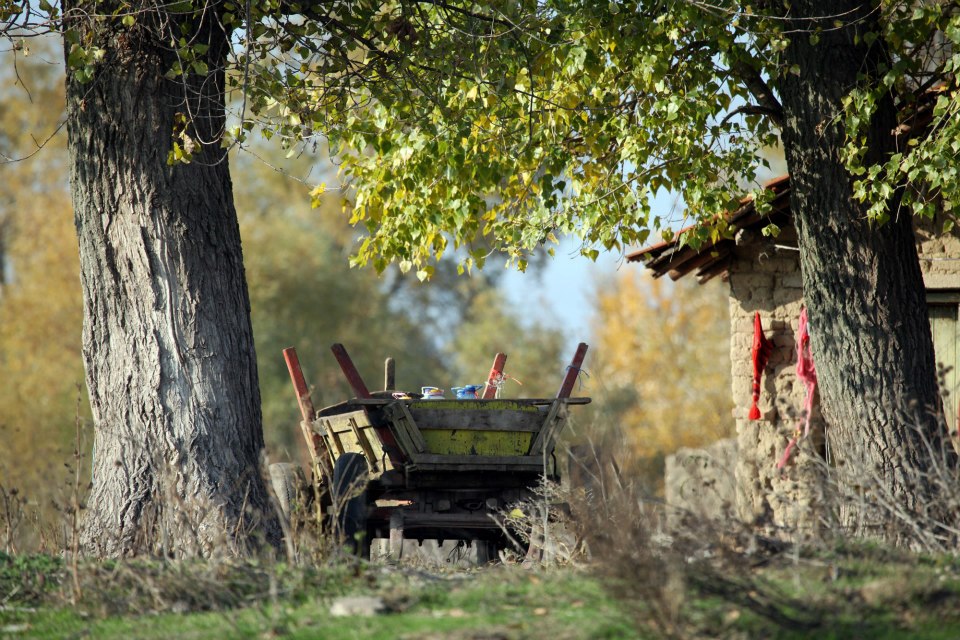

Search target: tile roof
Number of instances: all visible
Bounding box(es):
[625,174,792,282]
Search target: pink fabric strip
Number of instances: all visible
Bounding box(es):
[777,436,798,470]
[796,307,817,437]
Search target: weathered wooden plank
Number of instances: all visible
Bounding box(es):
[350,417,381,473]
[283,347,331,482]
[380,402,424,457]
[347,397,591,406]
[557,343,589,399]
[408,399,541,411]
[410,453,548,469]
[283,347,316,421]
[527,400,568,456]
[419,429,533,456]
[330,343,372,398]
[396,402,429,452]
[325,419,346,456]
[390,511,503,530]
[314,419,337,469]
[319,410,370,434]
[384,357,396,391]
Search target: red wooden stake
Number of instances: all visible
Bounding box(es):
[482,352,508,399]
[283,347,316,422]
[283,347,331,484]
[330,343,372,399]
[556,342,589,399]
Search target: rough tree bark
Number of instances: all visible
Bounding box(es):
[777,0,952,540]
[64,3,279,555]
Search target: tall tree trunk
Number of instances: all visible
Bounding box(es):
[64,4,279,555]
[777,0,952,541]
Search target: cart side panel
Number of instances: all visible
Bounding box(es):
[407,400,544,457]
[419,429,533,456]
[313,410,394,475]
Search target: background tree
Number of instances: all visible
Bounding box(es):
[586,271,733,492]
[0,48,90,516]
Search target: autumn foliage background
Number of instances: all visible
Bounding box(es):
[0,47,732,542]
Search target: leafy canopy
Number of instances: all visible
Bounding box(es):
[232,1,960,274]
[244,0,779,274]
[7,1,959,272]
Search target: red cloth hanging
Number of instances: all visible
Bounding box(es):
[749,312,773,420]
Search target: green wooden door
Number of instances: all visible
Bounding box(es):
[929,293,960,433]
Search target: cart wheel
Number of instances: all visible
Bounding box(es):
[332,453,370,557]
[269,463,301,524]
[475,539,501,564]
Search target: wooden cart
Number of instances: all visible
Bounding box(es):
[280,342,590,561]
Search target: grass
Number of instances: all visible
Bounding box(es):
[1,560,635,640]
[660,541,960,639]
[6,544,960,639]
[10,419,960,639]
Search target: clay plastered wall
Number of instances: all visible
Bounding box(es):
[665,438,737,522]
[727,227,825,538]
[721,216,956,537]
[916,213,960,289]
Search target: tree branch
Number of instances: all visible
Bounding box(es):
[731,61,784,129]
[411,0,518,31]
[720,104,784,127]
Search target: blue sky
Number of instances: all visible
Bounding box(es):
[499,243,624,349]
[499,188,687,351]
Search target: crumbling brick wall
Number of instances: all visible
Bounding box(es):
[726,215,959,538]
[727,226,826,539]
[916,214,960,289]
[665,438,737,522]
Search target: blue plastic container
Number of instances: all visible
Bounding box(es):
[453,384,483,399]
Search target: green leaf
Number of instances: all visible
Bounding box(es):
[761,223,781,238]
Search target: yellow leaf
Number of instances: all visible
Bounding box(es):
[309,182,327,208]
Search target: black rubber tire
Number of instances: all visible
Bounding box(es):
[474,539,502,565]
[332,453,370,556]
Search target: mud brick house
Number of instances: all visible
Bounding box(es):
[628,175,960,534]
